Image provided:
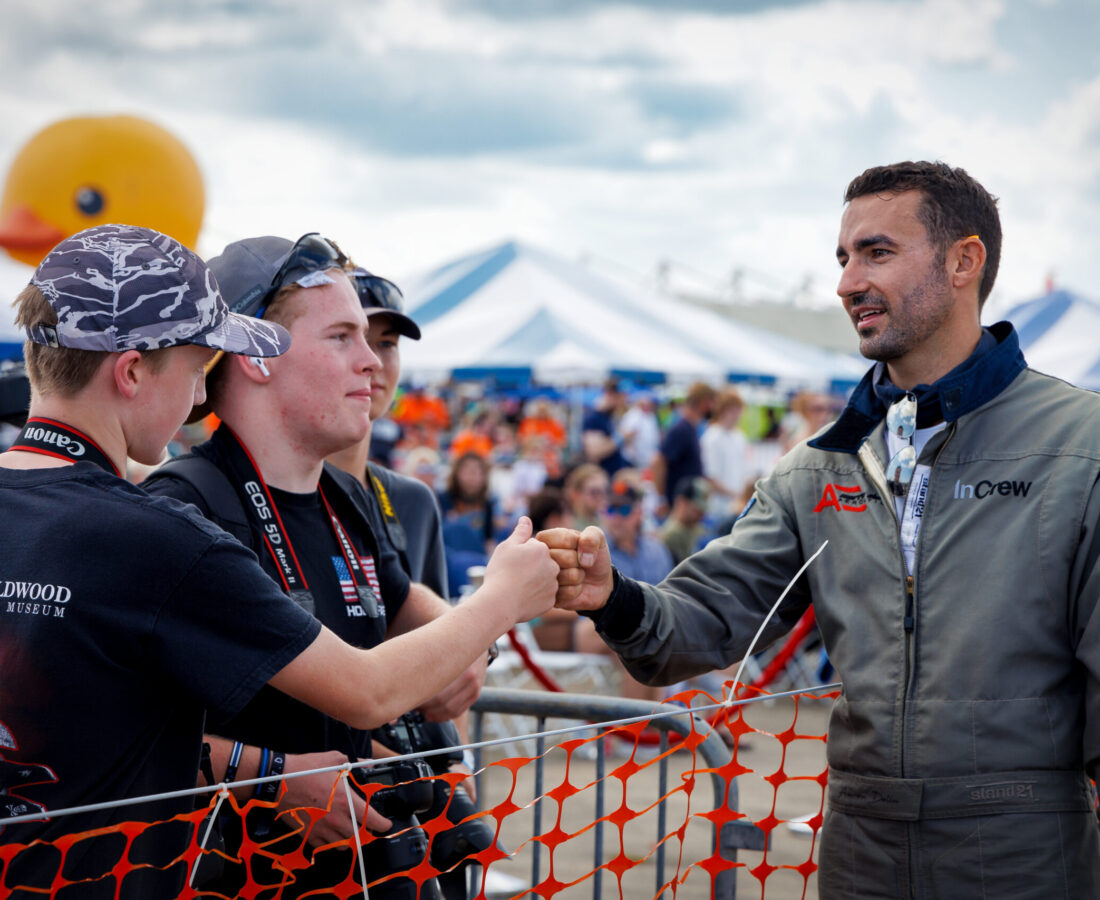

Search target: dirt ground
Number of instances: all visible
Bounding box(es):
[469,683,832,900]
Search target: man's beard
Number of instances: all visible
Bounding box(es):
[855,267,953,363]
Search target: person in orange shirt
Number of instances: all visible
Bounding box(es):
[517,397,566,478]
[518,397,566,447]
[392,384,450,445]
[449,410,494,460]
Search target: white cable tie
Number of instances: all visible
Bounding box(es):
[341,772,371,899]
[188,784,230,888]
[724,539,829,707]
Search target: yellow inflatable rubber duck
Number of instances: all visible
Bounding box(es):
[0,115,204,266]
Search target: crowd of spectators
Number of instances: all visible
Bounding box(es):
[372,376,843,601]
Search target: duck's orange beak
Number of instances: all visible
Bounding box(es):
[0,205,65,251]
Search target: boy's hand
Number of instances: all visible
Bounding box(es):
[483,516,558,622]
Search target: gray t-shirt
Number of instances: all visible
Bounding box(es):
[369,463,450,598]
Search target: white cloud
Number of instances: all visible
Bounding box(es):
[0,0,1097,318]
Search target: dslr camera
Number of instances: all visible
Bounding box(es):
[364,755,443,900]
[370,713,495,897]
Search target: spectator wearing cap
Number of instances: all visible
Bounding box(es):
[327,269,485,900]
[660,476,712,565]
[0,225,557,896]
[602,479,674,586]
[326,271,450,599]
[0,225,293,894]
[653,380,716,510]
[142,233,554,894]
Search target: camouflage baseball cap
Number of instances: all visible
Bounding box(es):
[27,224,290,357]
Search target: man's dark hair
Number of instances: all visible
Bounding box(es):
[844,161,1001,307]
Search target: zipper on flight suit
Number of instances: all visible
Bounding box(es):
[858,426,953,743]
[901,424,955,899]
[900,424,954,691]
[858,420,956,897]
[857,435,924,896]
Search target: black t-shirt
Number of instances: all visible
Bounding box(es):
[582,408,630,476]
[0,463,320,890]
[144,437,411,758]
[660,417,704,506]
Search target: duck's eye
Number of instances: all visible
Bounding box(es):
[74,186,105,216]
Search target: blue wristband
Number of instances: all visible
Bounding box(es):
[254,749,284,804]
[223,741,244,784]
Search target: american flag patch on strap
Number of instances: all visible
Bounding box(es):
[358,553,382,599]
[331,556,359,605]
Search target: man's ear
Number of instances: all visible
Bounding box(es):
[112,350,146,399]
[950,235,986,291]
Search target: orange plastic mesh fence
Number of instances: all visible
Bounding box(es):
[0,684,836,899]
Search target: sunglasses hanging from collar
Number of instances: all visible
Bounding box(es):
[886,392,918,497]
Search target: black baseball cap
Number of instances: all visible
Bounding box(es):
[355,273,421,340]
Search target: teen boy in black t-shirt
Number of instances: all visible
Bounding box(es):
[143,234,509,893]
[147,430,411,761]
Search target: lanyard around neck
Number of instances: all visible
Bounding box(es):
[366,463,408,554]
[220,426,368,599]
[11,418,120,476]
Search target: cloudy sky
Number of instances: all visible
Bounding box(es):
[1,0,1097,319]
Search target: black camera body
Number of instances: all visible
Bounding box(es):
[371,714,495,877]
[362,756,442,900]
[368,758,436,820]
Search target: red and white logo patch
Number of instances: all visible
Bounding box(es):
[813,484,868,513]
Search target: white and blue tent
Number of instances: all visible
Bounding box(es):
[0,254,29,359]
[399,241,866,391]
[0,306,21,360]
[1003,289,1100,391]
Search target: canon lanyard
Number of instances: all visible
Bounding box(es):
[218,425,378,618]
[366,463,409,554]
[11,418,121,477]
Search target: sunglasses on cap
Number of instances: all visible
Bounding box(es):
[356,273,406,313]
[253,233,352,318]
[276,233,349,283]
[355,272,422,340]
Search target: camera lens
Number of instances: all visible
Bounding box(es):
[427,783,495,871]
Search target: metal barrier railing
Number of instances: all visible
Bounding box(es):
[470,687,767,899]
